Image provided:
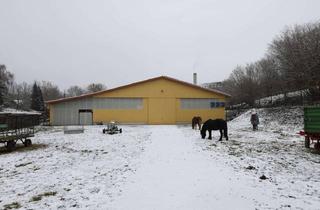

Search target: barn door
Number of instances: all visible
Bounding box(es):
[78,109,93,125]
[148,98,176,124]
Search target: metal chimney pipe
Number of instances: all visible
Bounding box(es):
[193,73,197,85]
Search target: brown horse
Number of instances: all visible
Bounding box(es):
[192,116,202,130]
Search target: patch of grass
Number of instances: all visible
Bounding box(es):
[15,162,33,167]
[42,191,57,197]
[30,191,57,202]
[81,149,93,153]
[30,195,42,202]
[3,202,21,209]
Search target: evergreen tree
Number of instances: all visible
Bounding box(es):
[30,82,45,112]
[37,85,45,112]
[30,83,38,111]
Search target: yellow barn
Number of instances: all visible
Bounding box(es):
[47,76,230,125]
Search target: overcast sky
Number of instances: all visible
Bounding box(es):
[0,0,319,90]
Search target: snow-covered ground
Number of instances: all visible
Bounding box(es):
[1,107,320,210]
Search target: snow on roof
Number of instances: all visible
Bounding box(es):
[0,108,41,115]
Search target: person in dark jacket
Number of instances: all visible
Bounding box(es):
[250,110,259,131]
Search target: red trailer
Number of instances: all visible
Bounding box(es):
[299,131,320,150]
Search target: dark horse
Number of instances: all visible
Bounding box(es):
[192,116,202,130]
[200,119,228,141]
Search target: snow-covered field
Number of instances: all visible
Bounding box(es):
[1,107,320,210]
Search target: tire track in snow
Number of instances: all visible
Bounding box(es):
[111,125,255,210]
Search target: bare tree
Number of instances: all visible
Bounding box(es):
[222,21,320,106]
[67,85,85,97]
[256,56,282,99]
[7,82,32,110]
[0,65,14,107]
[39,81,63,101]
[86,83,107,93]
[222,64,260,106]
[269,21,320,101]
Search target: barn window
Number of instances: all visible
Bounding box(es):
[92,98,143,109]
[210,101,225,108]
[180,98,225,109]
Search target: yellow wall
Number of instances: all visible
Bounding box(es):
[93,99,148,123]
[91,78,227,124]
[95,79,225,99]
[51,78,227,124]
[176,108,225,123]
[49,104,53,125]
[175,99,225,123]
[148,98,176,124]
[93,109,148,124]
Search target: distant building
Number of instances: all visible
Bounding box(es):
[202,82,225,92]
[46,76,230,125]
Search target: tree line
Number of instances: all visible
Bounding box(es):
[208,21,320,107]
[2,21,319,111]
[0,65,106,112]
